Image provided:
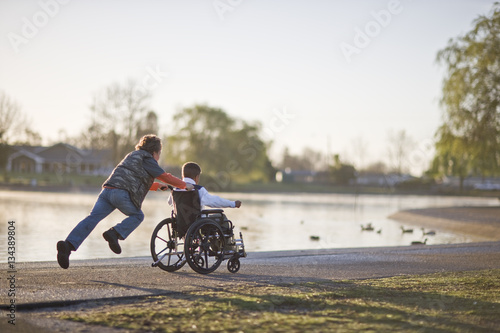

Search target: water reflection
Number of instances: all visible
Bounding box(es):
[0,190,496,262]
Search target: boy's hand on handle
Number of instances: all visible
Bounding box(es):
[185,183,195,191]
[235,200,242,208]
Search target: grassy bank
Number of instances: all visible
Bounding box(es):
[57,269,500,332]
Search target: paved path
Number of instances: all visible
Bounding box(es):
[1,241,499,333]
[2,241,499,310]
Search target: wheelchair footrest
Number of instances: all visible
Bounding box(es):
[234,231,246,258]
[222,231,246,259]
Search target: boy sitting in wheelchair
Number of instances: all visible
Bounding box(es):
[152,161,245,273]
[167,161,241,239]
[169,162,241,209]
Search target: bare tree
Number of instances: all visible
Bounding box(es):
[0,90,41,145]
[386,129,415,175]
[0,90,42,169]
[87,79,153,162]
[302,147,326,171]
[364,161,387,174]
[136,110,159,139]
[0,90,21,144]
[350,135,369,171]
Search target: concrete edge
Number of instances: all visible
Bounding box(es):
[6,241,500,269]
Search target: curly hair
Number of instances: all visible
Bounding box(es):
[135,134,162,154]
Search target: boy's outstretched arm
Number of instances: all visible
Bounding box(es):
[200,188,241,208]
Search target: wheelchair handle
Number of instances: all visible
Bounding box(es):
[161,184,194,191]
[159,185,175,191]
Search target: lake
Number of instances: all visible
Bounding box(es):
[0,190,497,262]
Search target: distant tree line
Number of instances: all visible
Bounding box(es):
[3,4,498,189]
[0,80,423,189]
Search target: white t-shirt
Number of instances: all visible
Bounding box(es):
[168,177,236,209]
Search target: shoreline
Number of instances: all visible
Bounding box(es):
[3,242,500,333]
[2,183,500,198]
[389,206,500,241]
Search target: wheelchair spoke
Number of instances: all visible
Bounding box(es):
[156,235,168,243]
[156,245,169,256]
[167,250,172,266]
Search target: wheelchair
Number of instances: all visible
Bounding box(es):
[150,186,246,274]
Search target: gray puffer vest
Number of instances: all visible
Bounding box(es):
[103,150,156,209]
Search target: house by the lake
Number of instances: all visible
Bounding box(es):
[6,143,113,176]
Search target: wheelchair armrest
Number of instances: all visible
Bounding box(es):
[201,209,224,215]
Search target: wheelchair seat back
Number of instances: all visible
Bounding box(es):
[172,189,201,237]
[172,189,229,237]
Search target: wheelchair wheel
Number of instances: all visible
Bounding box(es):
[184,219,225,274]
[151,218,186,272]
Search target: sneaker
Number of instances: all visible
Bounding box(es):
[57,241,71,269]
[103,228,122,254]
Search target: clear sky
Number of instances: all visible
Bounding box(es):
[0,0,495,175]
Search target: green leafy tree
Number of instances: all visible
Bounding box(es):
[434,3,500,184]
[432,125,473,190]
[165,104,275,190]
